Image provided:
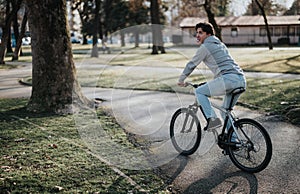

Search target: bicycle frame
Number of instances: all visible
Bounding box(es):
[187,100,244,150]
[210,102,243,141]
[185,82,245,142]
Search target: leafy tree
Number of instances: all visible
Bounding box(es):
[216,0,230,16]
[179,0,205,18]
[25,0,90,113]
[103,0,130,46]
[284,0,300,15]
[245,0,286,16]
[71,0,95,44]
[128,0,149,47]
[128,0,149,26]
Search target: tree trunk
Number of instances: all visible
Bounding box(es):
[12,1,20,53]
[7,27,13,53]
[120,30,125,47]
[91,0,100,58]
[134,29,139,48]
[203,0,222,41]
[0,0,23,64]
[254,0,273,50]
[150,0,165,54]
[25,0,90,114]
[12,10,28,61]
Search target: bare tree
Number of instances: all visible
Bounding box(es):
[25,0,90,113]
[254,0,273,50]
[284,0,300,15]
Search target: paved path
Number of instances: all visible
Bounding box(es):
[0,62,299,193]
[84,87,299,193]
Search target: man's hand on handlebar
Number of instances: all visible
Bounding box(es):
[177,82,187,87]
[178,82,207,88]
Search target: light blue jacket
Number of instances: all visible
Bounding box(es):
[179,35,244,82]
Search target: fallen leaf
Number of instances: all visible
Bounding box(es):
[280,101,289,105]
[14,138,26,142]
[48,144,58,149]
[54,186,64,191]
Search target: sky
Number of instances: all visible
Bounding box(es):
[229,0,295,16]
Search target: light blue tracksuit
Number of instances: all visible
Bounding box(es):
[179,35,246,120]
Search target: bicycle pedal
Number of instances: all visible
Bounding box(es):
[222,150,229,155]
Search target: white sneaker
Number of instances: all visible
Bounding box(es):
[205,118,222,131]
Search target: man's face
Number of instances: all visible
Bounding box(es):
[196,27,210,44]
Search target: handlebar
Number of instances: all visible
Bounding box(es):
[185,82,206,88]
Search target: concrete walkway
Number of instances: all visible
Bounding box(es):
[0,62,299,193]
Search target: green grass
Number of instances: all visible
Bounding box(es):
[0,64,20,70]
[94,46,300,73]
[242,78,300,125]
[3,44,300,73]
[230,48,300,74]
[0,98,171,193]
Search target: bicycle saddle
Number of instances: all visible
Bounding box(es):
[227,87,246,110]
[231,87,245,95]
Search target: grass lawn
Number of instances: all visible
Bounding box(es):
[3,44,300,74]
[91,44,300,74]
[0,98,171,193]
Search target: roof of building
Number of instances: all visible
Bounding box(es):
[180,15,300,28]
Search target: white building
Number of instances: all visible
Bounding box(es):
[179,15,300,45]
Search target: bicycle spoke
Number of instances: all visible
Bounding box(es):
[180,113,189,133]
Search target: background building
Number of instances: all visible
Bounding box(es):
[179,15,300,45]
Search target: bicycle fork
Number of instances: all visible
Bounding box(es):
[181,112,194,133]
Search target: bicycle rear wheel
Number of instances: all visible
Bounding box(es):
[170,108,201,156]
[228,118,272,173]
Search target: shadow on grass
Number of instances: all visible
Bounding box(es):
[243,54,300,74]
[0,107,59,121]
[0,98,59,122]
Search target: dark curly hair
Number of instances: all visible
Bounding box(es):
[195,22,215,35]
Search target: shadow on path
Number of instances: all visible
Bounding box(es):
[183,170,258,194]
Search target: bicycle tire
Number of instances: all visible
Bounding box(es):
[227,118,272,173]
[170,108,201,156]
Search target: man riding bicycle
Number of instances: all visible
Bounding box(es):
[177,22,246,130]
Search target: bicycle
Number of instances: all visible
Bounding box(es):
[170,82,272,173]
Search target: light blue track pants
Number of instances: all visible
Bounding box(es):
[195,73,246,120]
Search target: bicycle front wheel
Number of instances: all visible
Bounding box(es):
[228,118,272,173]
[170,108,201,156]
